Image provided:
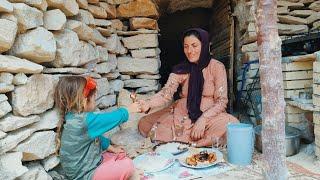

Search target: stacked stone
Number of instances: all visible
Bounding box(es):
[0,0,161,179]
[313,51,320,158]
[113,0,161,96]
[282,54,315,142]
[235,0,320,141]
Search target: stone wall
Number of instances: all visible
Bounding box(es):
[235,0,320,148]
[0,0,160,179]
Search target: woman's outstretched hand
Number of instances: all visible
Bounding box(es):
[127,102,141,113]
[190,118,206,141]
[137,100,150,113]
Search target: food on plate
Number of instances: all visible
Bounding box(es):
[185,150,216,166]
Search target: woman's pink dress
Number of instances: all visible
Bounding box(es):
[138,59,238,146]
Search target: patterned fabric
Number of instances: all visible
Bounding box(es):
[139,60,239,146]
[60,113,102,180]
[60,108,129,180]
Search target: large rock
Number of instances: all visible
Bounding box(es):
[307,12,320,24]
[44,9,66,30]
[290,10,315,17]
[0,152,28,180]
[309,1,320,11]
[77,0,88,9]
[0,72,13,84]
[117,0,158,18]
[99,2,116,19]
[278,15,308,24]
[94,19,112,27]
[109,80,124,93]
[88,4,107,18]
[31,108,59,131]
[136,84,159,93]
[0,0,13,12]
[0,94,7,103]
[0,19,17,53]
[66,20,94,42]
[277,23,308,35]
[72,9,95,26]
[313,20,320,29]
[241,42,258,53]
[110,19,123,30]
[96,78,110,99]
[0,83,14,93]
[0,101,12,118]
[104,34,126,54]
[91,29,107,45]
[0,127,35,154]
[167,0,213,13]
[47,0,79,16]
[95,61,116,74]
[41,155,60,171]
[0,130,6,139]
[13,131,56,161]
[129,17,158,30]
[11,74,58,117]
[0,114,39,132]
[122,34,158,49]
[43,67,87,74]
[96,46,108,63]
[124,79,157,88]
[52,29,81,67]
[13,73,28,85]
[79,41,98,66]
[12,3,43,33]
[117,57,160,75]
[136,74,160,79]
[0,55,43,74]
[9,27,56,63]
[277,1,305,9]
[18,162,52,180]
[131,48,160,58]
[106,0,133,5]
[96,95,116,108]
[21,0,48,11]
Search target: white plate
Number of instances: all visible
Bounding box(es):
[154,142,189,155]
[133,151,175,173]
[178,148,224,169]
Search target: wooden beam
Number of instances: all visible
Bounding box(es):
[282,70,313,80]
[282,61,313,71]
[283,79,312,89]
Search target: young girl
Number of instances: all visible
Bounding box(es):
[54,76,141,180]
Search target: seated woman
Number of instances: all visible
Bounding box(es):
[138,28,238,147]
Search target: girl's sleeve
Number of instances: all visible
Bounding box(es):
[99,136,111,151]
[86,107,129,139]
[146,73,183,108]
[200,62,228,120]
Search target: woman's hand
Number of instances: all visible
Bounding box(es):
[137,100,150,113]
[127,102,141,113]
[190,118,206,141]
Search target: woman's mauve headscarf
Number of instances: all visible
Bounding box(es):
[172,28,211,123]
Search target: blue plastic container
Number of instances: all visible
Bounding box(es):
[227,123,254,166]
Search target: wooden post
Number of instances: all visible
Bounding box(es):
[256,0,288,179]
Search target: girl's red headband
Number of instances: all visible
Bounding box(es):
[83,77,97,97]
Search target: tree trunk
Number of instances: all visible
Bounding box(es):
[255,0,287,179]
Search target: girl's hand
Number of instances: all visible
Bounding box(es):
[127,102,141,113]
[190,118,206,141]
[137,100,150,113]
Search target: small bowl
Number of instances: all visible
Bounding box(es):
[254,125,301,156]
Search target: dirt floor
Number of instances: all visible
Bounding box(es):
[204,143,320,180]
[130,143,320,180]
